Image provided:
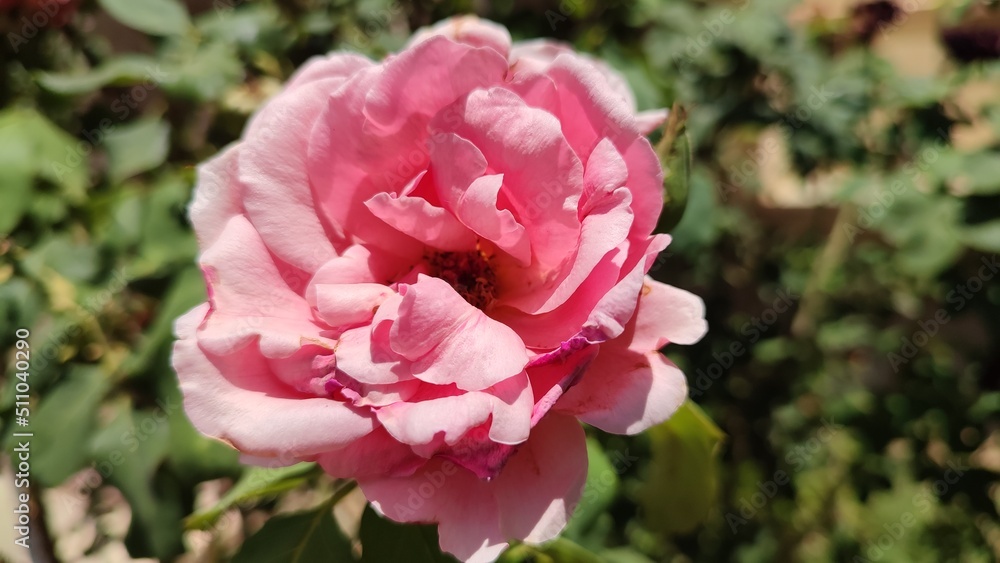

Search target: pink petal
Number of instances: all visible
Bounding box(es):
[189,144,244,248]
[172,305,376,459]
[361,459,507,563]
[314,283,393,329]
[582,138,628,209]
[492,413,588,543]
[457,174,532,264]
[557,345,688,435]
[389,275,529,391]
[365,191,478,252]
[429,87,583,272]
[632,279,709,349]
[334,325,412,386]
[376,371,532,452]
[409,15,512,59]
[239,77,345,273]
[364,35,509,131]
[317,427,426,479]
[506,187,633,314]
[284,52,372,92]
[197,216,326,358]
[305,244,407,305]
[636,108,669,135]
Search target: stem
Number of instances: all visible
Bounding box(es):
[791,205,858,337]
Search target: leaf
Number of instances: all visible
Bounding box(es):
[104,118,171,183]
[637,400,724,535]
[20,235,100,284]
[659,131,691,233]
[0,108,88,232]
[185,463,317,530]
[360,506,456,563]
[26,366,110,487]
[123,266,203,376]
[233,504,354,563]
[35,56,161,95]
[158,39,245,102]
[96,0,190,36]
[89,400,185,559]
[563,438,620,543]
[960,220,1000,252]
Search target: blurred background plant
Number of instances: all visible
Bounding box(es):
[1,0,999,561]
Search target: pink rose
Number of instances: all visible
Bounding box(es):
[173,16,707,562]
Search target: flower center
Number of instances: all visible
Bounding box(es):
[426,250,497,310]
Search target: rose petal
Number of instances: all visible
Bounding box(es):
[389,275,529,391]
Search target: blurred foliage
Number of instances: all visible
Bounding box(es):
[2,0,1000,561]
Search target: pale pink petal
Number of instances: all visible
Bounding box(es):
[632,279,709,349]
[364,35,509,131]
[239,77,344,273]
[389,275,529,391]
[334,325,412,386]
[360,459,507,563]
[198,216,326,357]
[430,88,583,273]
[314,283,393,329]
[492,413,588,543]
[306,244,407,305]
[173,305,376,458]
[365,191,478,252]
[189,144,244,248]
[457,174,532,264]
[557,345,688,435]
[409,15,512,58]
[636,108,669,135]
[285,52,372,92]
[317,427,426,479]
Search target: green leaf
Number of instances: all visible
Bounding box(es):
[233,504,354,563]
[360,506,456,563]
[27,366,110,487]
[659,131,691,233]
[535,538,605,563]
[20,235,100,284]
[563,438,619,543]
[96,0,190,36]
[129,174,197,277]
[90,400,185,559]
[104,118,171,183]
[158,39,244,102]
[123,266,203,376]
[35,56,161,95]
[185,463,317,530]
[960,220,1000,252]
[637,400,724,535]
[0,108,88,232]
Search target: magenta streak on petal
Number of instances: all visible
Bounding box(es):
[529,347,597,427]
[526,325,607,368]
[438,436,518,480]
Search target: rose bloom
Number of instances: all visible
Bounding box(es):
[173,16,707,562]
